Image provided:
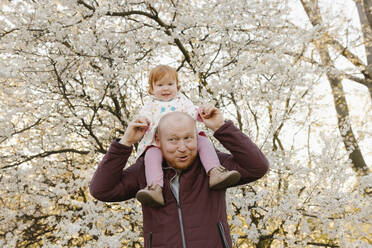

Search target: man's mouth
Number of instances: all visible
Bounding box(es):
[178,155,188,162]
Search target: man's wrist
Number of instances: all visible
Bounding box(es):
[119,137,133,147]
[211,120,225,132]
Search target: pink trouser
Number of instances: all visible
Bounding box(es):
[144,135,220,187]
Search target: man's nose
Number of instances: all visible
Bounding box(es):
[177,141,187,152]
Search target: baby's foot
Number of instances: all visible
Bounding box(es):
[136,184,165,207]
[209,166,241,190]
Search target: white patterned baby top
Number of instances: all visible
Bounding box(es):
[136,93,199,158]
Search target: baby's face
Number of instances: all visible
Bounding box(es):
[152,73,178,101]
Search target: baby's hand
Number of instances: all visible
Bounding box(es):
[198,104,224,132]
[145,123,150,132]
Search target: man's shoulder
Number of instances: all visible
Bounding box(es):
[126,155,145,171]
[124,155,145,173]
[216,149,232,159]
[215,149,235,169]
[123,155,146,186]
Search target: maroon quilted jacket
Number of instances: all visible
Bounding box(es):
[90,120,269,248]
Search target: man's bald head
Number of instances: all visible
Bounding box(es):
[156,112,196,137]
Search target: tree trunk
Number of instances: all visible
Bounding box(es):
[301,0,369,175]
[355,0,372,98]
[321,56,369,175]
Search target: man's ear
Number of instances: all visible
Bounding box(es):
[155,131,160,146]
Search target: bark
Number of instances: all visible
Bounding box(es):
[300,0,369,175]
[355,0,372,98]
[320,58,369,175]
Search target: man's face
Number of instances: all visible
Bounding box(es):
[156,116,198,170]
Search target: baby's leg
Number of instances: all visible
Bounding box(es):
[198,134,241,190]
[144,146,164,187]
[197,135,220,173]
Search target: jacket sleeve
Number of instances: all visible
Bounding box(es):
[89,139,143,202]
[213,120,270,185]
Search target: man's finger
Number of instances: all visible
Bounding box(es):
[205,106,214,115]
[136,117,150,127]
[208,107,217,116]
[200,104,211,115]
[203,105,217,118]
[132,123,148,130]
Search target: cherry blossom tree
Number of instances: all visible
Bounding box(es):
[0,0,370,247]
[299,0,369,176]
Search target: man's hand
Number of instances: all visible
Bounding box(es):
[120,116,150,146]
[198,104,224,132]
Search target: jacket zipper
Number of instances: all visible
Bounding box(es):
[169,170,187,248]
[149,232,152,248]
[218,222,230,248]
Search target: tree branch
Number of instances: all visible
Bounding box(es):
[77,0,96,11]
[1,149,90,170]
[324,34,366,67]
[0,118,43,144]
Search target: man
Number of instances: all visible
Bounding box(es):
[90,106,269,248]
